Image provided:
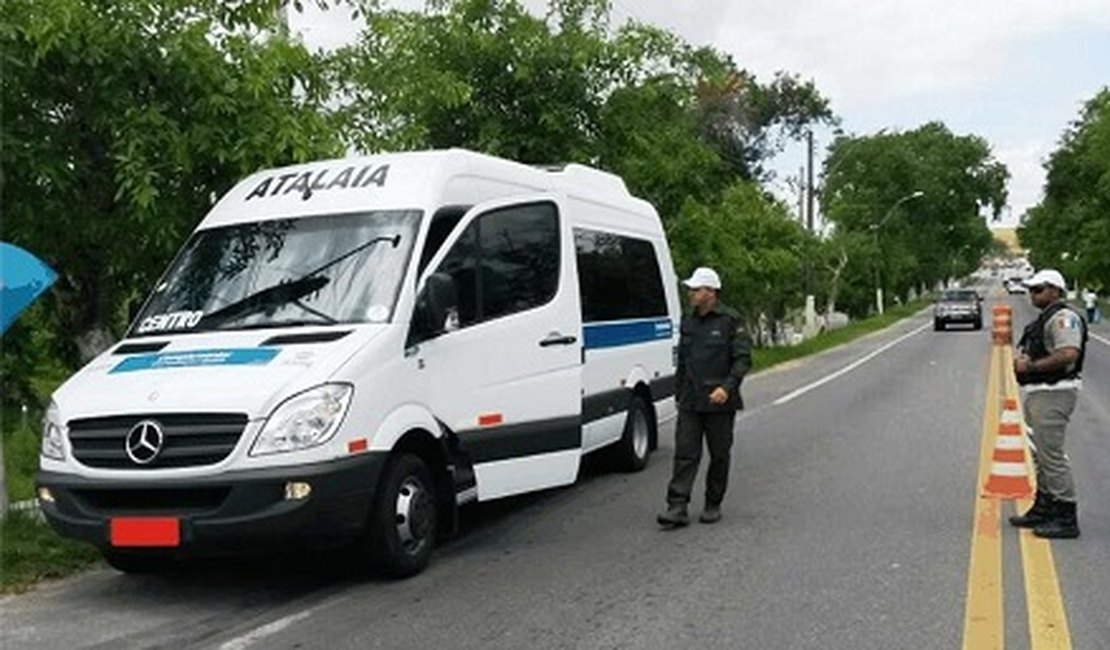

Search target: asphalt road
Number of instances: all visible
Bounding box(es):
[3,286,1109,650]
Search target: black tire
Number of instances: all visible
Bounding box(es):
[934,319,944,331]
[366,453,437,579]
[614,395,653,472]
[974,318,983,330]
[102,551,171,574]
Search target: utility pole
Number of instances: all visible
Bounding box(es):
[803,130,817,338]
[806,130,815,233]
[797,166,805,224]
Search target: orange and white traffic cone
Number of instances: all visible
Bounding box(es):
[999,397,1022,435]
[982,397,1034,499]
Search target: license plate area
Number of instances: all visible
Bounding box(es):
[110,517,181,547]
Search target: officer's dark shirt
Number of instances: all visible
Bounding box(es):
[676,303,753,412]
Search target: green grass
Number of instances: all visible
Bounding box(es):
[1,512,101,594]
[753,299,932,372]
[2,404,103,594]
[4,405,42,502]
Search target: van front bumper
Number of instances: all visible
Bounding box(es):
[36,453,387,555]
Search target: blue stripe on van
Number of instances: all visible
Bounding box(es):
[583,318,673,350]
[109,348,280,374]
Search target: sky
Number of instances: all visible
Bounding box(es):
[289,0,1110,228]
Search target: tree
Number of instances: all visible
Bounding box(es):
[692,57,834,182]
[334,0,832,217]
[820,123,1006,312]
[1,0,342,387]
[1019,88,1110,290]
[817,230,872,317]
[667,181,813,337]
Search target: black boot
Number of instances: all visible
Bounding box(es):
[656,504,689,528]
[1033,500,1080,539]
[1009,490,1052,528]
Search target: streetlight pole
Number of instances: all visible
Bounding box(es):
[871,190,925,315]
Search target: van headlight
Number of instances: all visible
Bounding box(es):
[251,384,353,456]
[41,400,66,461]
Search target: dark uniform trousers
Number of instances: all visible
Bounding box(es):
[667,409,736,507]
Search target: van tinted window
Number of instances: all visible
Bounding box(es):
[418,205,469,276]
[434,202,560,327]
[479,203,560,321]
[436,221,480,327]
[574,229,667,322]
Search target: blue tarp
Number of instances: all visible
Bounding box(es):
[1,242,57,334]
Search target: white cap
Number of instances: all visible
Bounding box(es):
[682,267,721,290]
[1022,269,1067,291]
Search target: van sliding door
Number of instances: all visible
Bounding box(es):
[413,196,582,500]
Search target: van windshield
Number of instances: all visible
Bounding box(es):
[130,210,421,337]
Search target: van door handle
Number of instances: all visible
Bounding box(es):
[539,333,578,347]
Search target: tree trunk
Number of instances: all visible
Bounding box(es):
[75,325,117,364]
[52,271,119,364]
[1,436,8,521]
[825,250,849,315]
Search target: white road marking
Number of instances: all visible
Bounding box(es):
[1090,332,1110,348]
[772,323,931,406]
[219,608,316,650]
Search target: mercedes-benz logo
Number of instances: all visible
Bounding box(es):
[125,419,165,465]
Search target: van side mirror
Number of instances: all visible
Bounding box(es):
[412,272,458,342]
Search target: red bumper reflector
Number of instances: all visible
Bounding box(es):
[478,413,503,427]
[110,517,180,547]
[348,438,368,454]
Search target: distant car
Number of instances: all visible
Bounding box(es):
[934,289,983,331]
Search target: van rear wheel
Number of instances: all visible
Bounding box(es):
[615,395,652,472]
[367,453,437,578]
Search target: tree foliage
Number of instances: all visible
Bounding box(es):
[331,0,834,332]
[333,0,832,218]
[667,181,815,332]
[1019,88,1110,289]
[6,0,1018,408]
[1,0,342,388]
[820,123,1006,315]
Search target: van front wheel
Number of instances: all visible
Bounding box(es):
[367,453,437,578]
[615,395,652,472]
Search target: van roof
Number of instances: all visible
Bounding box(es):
[200,149,650,229]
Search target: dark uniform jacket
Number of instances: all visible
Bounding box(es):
[676,303,753,412]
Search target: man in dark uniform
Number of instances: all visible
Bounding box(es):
[1009,269,1087,539]
[657,267,752,527]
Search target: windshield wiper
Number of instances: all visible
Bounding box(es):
[198,275,331,329]
[198,234,402,329]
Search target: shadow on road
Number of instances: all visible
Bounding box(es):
[81,449,631,594]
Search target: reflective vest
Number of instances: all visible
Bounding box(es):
[1016,301,1087,386]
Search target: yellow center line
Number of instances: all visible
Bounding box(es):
[1001,346,1073,649]
[963,343,1003,649]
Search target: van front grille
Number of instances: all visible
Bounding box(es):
[68,413,248,469]
[72,487,231,514]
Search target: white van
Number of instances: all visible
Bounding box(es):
[37,149,680,576]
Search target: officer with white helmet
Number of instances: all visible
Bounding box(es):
[657,267,752,527]
[1010,269,1088,538]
